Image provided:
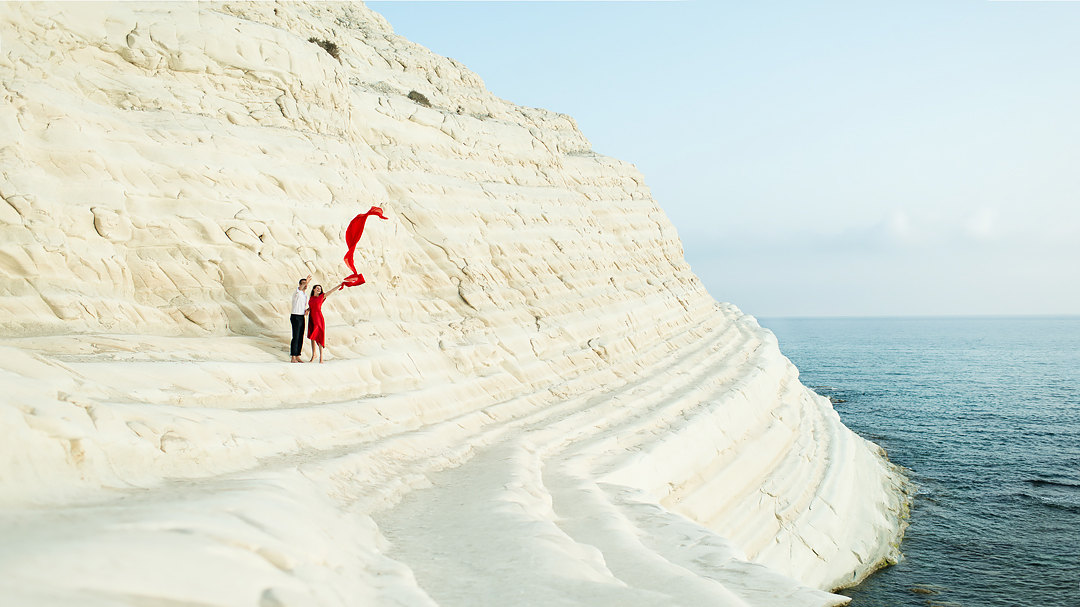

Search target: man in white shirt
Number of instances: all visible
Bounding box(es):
[290,274,312,363]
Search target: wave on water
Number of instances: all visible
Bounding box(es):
[1025,478,1080,489]
[1012,491,1080,514]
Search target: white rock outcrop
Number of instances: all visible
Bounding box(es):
[0,3,908,606]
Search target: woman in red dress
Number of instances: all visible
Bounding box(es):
[307,282,343,363]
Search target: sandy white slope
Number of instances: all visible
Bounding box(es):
[0,2,908,605]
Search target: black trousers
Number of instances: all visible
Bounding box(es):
[290,314,305,356]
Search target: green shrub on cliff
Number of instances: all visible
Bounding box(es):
[308,37,340,61]
[407,90,432,108]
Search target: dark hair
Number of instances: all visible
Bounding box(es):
[310,284,323,298]
[299,278,307,286]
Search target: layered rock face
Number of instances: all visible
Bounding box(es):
[0,3,908,606]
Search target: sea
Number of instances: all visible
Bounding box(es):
[759,317,1080,607]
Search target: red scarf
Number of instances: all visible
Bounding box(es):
[340,206,388,289]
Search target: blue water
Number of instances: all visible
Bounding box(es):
[759,317,1080,607]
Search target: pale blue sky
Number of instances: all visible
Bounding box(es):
[368,0,1080,317]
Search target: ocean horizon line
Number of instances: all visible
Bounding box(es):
[757,313,1080,321]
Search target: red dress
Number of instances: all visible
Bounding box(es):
[307,294,326,347]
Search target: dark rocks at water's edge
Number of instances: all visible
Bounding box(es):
[809,386,848,404]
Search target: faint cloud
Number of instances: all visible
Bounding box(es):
[963,208,999,241]
[682,205,1070,264]
[845,209,922,249]
[883,209,915,243]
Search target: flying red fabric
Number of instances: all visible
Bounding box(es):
[340,205,388,289]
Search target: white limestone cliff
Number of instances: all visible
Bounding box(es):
[0,3,908,606]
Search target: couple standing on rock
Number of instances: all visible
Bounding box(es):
[289,274,344,363]
[287,205,387,363]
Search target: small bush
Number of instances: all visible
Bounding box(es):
[407,90,431,108]
[308,37,340,61]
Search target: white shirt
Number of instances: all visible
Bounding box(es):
[291,287,308,315]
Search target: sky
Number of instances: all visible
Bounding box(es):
[367,0,1080,317]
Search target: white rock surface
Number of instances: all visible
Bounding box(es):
[0,3,908,606]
